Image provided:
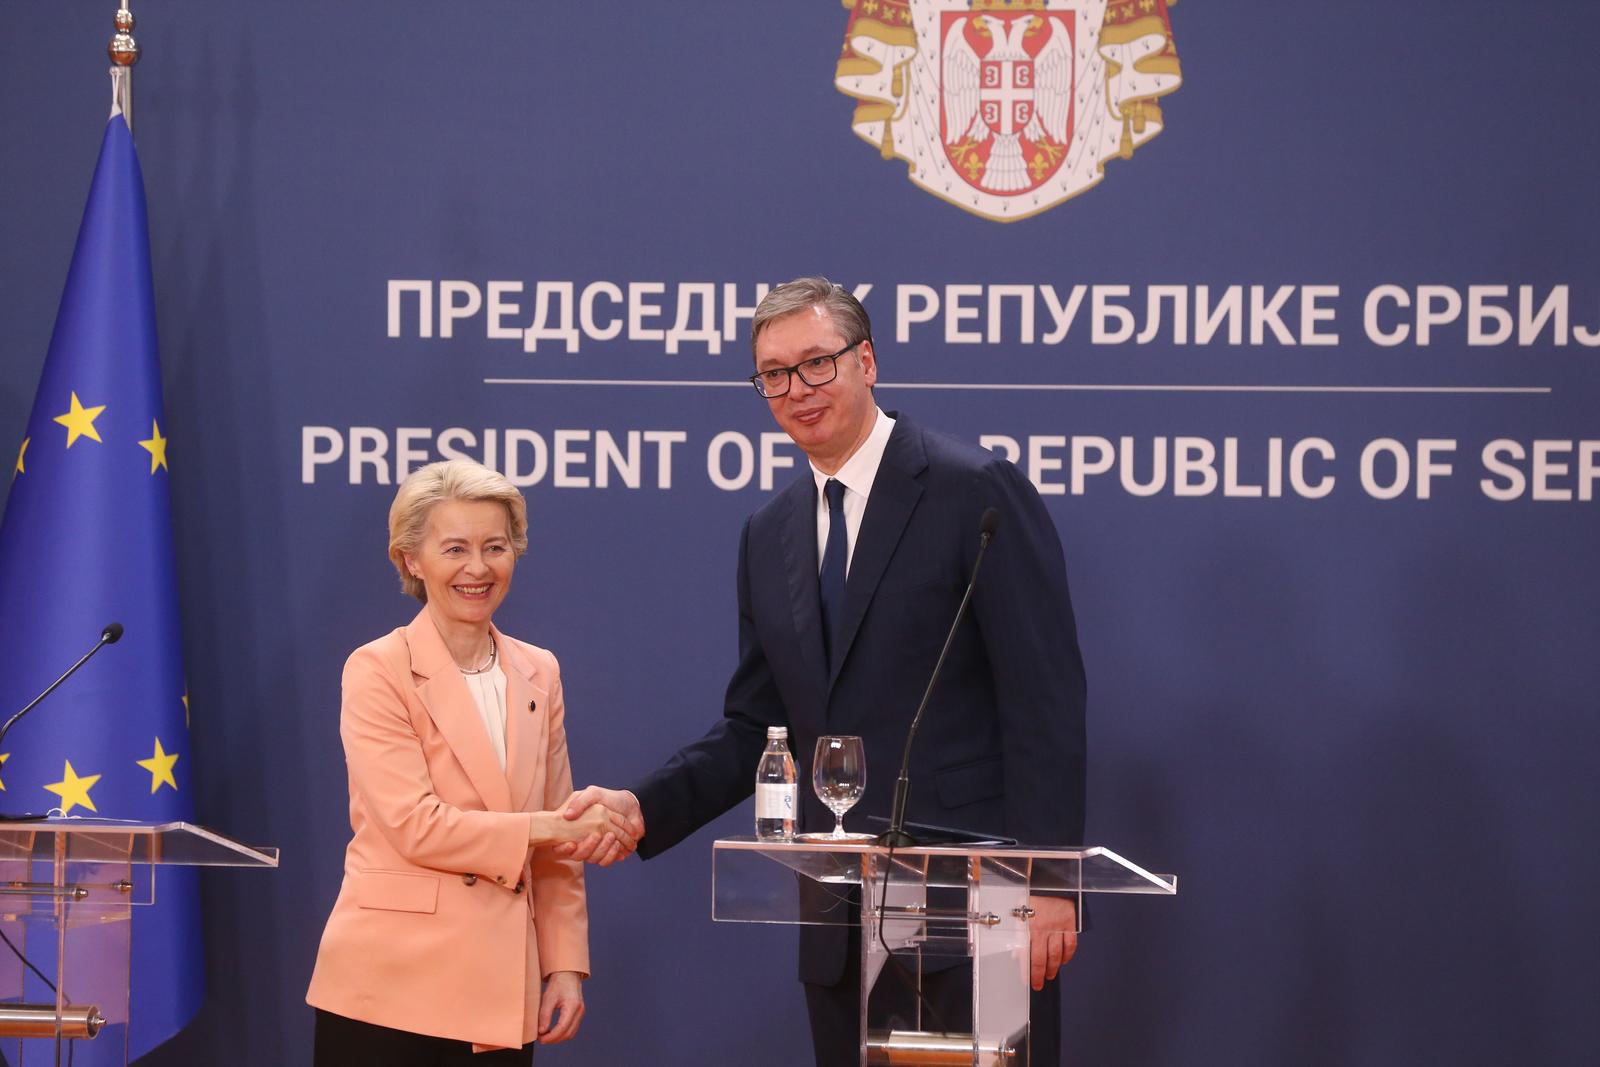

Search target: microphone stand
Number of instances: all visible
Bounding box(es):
[0,623,124,819]
[868,511,999,1037]
[876,513,998,848]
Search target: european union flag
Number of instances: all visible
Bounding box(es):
[0,111,201,1059]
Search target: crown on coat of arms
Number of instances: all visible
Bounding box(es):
[969,0,1048,11]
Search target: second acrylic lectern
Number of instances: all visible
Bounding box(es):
[713,837,1175,1066]
[0,818,278,1065]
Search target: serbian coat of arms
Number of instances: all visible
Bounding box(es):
[834,0,1183,222]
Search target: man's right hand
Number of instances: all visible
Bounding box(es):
[557,786,646,865]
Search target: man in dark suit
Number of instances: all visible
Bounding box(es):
[562,277,1087,1065]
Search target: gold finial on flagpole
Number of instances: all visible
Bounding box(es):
[108,3,138,131]
[109,4,139,67]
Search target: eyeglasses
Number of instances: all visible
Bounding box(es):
[748,341,862,399]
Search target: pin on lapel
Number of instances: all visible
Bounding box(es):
[528,699,537,713]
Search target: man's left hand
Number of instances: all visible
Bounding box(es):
[1028,895,1078,991]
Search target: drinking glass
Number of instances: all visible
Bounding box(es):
[812,735,866,840]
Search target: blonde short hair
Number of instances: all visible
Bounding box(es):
[387,460,529,602]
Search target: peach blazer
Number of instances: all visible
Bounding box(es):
[306,608,588,1051]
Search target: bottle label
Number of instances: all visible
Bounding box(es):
[755,783,796,819]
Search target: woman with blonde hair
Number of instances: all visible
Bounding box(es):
[308,459,632,1063]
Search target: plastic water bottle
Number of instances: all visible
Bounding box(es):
[755,725,797,840]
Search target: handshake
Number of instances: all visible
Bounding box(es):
[551,786,645,867]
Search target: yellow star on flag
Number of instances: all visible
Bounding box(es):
[52,392,107,448]
[138,419,169,473]
[182,692,190,728]
[44,759,101,814]
[13,437,26,477]
[136,738,180,793]
[0,752,8,792]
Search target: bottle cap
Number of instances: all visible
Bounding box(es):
[766,726,788,740]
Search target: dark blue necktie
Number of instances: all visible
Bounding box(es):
[819,478,848,668]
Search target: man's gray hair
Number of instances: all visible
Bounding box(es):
[750,276,873,357]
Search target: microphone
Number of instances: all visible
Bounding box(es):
[876,510,1001,847]
[978,507,999,542]
[0,623,125,756]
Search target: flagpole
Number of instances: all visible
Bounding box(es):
[108,2,139,132]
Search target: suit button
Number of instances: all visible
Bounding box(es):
[514,880,526,895]
[462,873,478,886]
[495,874,506,884]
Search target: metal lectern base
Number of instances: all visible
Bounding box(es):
[865,1025,1026,1065]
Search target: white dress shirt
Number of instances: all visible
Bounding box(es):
[812,407,895,577]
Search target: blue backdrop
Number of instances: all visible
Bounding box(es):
[3,3,1597,1064]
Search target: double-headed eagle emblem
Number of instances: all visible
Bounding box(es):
[835,0,1184,222]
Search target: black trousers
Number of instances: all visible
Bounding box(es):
[313,1009,535,1067]
[803,965,1062,1067]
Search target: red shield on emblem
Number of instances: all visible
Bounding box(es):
[980,59,1036,135]
[941,10,1076,195]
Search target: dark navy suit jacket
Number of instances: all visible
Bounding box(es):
[634,414,1087,985]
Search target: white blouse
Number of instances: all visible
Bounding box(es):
[459,658,508,772]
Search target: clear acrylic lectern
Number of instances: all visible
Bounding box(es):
[0,818,278,1065]
[714,838,1175,1066]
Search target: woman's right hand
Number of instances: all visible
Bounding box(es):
[565,802,635,847]
[532,805,636,854]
